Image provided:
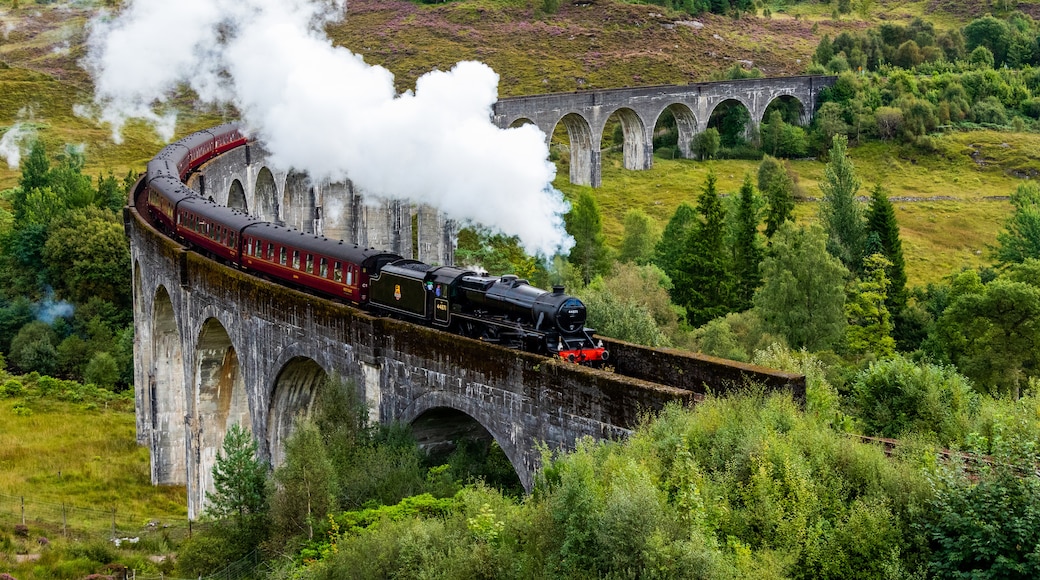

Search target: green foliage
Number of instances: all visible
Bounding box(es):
[934,265,1040,397]
[42,207,132,309]
[692,127,721,160]
[206,423,269,527]
[617,208,658,265]
[758,155,795,238]
[865,184,908,313]
[654,201,697,282]
[853,355,977,445]
[579,264,677,347]
[565,190,611,285]
[731,173,763,310]
[8,320,57,376]
[926,416,1040,579]
[845,253,895,357]
[673,171,735,326]
[819,134,865,272]
[271,419,338,543]
[994,182,1040,265]
[83,351,119,389]
[754,223,849,351]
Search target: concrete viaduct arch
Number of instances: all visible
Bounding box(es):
[493,75,836,187]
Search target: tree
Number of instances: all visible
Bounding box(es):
[618,209,659,265]
[580,263,683,346]
[655,202,697,280]
[42,207,132,309]
[732,174,763,310]
[565,191,611,285]
[819,134,865,272]
[758,156,795,238]
[271,419,338,541]
[206,423,269,526]
[17,140,50,213]
[865,184,907,313]
[753,223,849,351]
[994,182,1040,265]
[935,269,1040,397]
[84,351,119,389]
[673,171,734,326]
[691,128,720,160]
[845,253,895,357]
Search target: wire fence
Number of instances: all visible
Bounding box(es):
[0,493,264,580]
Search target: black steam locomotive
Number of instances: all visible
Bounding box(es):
[137,124,609,365]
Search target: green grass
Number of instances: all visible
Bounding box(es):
[0,397,186,520]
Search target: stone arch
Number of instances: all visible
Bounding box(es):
[604,107,651,171]
[283,171,316,233]
[508,117,536,128]
[762,94,809,126]
[267,357,329,467]
[402,392,528,490]
[152,285,187,485]
[552,113,598,187]
[255,167,279,223]
[228,179,247,213]
[194,317,250,504]
[656,103,698,159]
[706,97,755,147]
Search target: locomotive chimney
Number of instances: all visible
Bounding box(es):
[552,285,565,295]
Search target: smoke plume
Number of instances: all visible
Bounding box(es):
[83,0,573,256]
[0,120,32,169]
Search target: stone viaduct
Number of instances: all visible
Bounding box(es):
[131,79,817,518]
[493,75,837,187]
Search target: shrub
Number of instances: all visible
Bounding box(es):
[853,355,977,445]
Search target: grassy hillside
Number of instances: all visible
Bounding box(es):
[0,0,1031,285]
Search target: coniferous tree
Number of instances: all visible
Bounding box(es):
[15,140,51,222]
[206,423,269,526]
[819,134,866,272]
[655,201,697,282]
[565,191,611,285]
[732,174,764,310]
[618,209,659,265]
[674,171,734,326]
[758,155,796,238]
[865,184,907,313]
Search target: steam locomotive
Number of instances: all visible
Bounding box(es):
[138,124,609,365]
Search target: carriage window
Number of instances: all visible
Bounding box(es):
[319,258,328,278]
[292,250,300,269]
[266,243,274,259]
[246,238,253,255]
[279,247,287,265]
[306,254,313,273]
[347,269,353,286]
[333,262,342,282]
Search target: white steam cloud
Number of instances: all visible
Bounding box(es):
[83,0,573,256]
[0,119,34,169]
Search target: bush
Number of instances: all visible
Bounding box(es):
[853,355,977,445]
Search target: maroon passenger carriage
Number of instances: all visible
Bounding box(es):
[139,123,609,365]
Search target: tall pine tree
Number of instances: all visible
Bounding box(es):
[655,201,697,282]
[673,170,734,327]
[819,134,866,272]
[618,208,659,265]
[732,174,763,310]
[759,155,796,238]
[865,184,907,313]
[565,191,610,285]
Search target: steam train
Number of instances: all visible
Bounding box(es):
[138,124,609,365]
